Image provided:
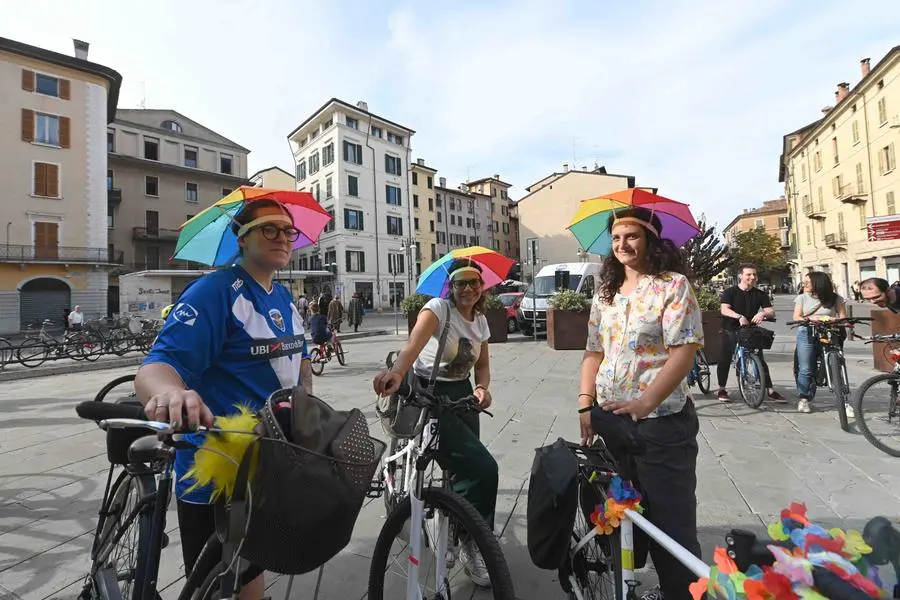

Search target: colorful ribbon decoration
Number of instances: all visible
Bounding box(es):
[690,502,887,600]
[589,475,644,535]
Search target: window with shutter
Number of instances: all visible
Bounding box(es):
[33,162,59,197]
[46,164,59,197]
[21,69,34,91]
[59,117,71,148]
[34,222,59,259]
[59,78,70,100]
[21,109,34,142]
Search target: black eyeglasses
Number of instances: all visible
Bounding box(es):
[253,224,301,242]
[452,278,482,290]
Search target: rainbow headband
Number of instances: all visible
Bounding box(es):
[612,216,659,238]
[236,214,293,238]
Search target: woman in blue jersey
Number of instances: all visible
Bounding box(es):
[135,200,313,600]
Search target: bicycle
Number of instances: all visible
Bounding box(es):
[686,349,710,394]
[731,322,775,409]
[787,317,871,431]
[854,333,900,457]
[16,319,97,367]
[368,371,516,600]
[308,333,346,376]
[77,384,384,600]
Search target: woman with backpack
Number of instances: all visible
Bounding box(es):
[793,271,847,415]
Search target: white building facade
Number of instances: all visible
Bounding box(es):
[288,99,415,310]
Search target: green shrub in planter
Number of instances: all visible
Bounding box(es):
[695,285,721,312]
[483,294,504,311]
[694,284,723,364]
[548,289,590,312]
[401,293,431,333]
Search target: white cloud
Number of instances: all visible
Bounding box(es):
[3,0,899,230]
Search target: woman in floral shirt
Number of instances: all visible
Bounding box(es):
[578,207,703,600]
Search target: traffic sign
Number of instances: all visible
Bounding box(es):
[866,215,900,241]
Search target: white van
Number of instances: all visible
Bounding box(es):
[517,262,602,336]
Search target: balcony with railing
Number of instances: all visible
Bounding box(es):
[0,244,124,264]
[107,187,122,205]
[133,227,180,241]
[838,183,868,205]
[802,201,826,220]
[825,232,848,248]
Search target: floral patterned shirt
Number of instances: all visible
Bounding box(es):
[586,272,704,418]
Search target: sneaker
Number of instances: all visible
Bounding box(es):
[717,389,730,402]
[797,399,811,413]
[641,585,664,600]
[767,391,788,403]
[845,404,855,419]
[459,539,491,588]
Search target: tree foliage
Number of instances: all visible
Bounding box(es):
[732,228,787,279]
[680,220,734,284]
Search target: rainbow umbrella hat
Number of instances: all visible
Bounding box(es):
[172,186,332,266]
[567,188,701,256]
[417,247,516,298]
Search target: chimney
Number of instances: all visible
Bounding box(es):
[821,106,833,115]
[860,58,871,77]
[356,100,369,112]
[439,176,446,188]
[836,82,850,102]
[416,158,424,166]
[563,163,568,173]
[73,39,89,60]
[493,174,499,179]
[582,166,588,171]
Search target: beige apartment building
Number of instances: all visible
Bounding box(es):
[516,164,642,268]
[464,175,517,259]
[434,180,495,257]
[0,37,122,333]
[250,165,295,189]
[410,158,438,275]
[781,47,900,296]
[723,198,790,246]
[106,109,249,310]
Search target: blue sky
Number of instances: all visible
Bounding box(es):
[4,0,899,231]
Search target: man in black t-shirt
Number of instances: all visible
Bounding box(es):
[717,264,785,403]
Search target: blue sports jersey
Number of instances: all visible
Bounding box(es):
[144,265,309,503]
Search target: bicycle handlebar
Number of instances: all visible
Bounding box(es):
[394,378,492,417]
[786,317,873,327]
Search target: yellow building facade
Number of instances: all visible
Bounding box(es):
[410,158,438,275]
[781,48,900,295]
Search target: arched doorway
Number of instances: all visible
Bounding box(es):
[19,278,71,329]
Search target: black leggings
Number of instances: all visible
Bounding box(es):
[176,499,264,582]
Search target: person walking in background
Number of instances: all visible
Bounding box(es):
[68,305,84,331]
[347,292,364,332]
[296,293,309,327]
[327,295,344,333]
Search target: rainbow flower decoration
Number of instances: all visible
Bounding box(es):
[690,502,886,600]
[590,475,643,535]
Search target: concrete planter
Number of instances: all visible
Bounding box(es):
[547,309,589,351]
[486,308,508,343]
[701,310,723,364]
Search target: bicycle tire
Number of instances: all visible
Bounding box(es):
[89,471,157,600]
[854,373,900,457]
[696,350,711,395]
[0,337,13,371]
[368,487,515,600]
[827,352,850,432]
[738,353,766,409]
[566,481,622,600]
[94,374,138,403]
[17,340,48,368]
[177,533,264,600]
[309,348,325,376]
[335,340,346,366]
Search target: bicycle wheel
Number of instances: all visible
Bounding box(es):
[309,348,325,376]
[369,487,515,600]
[17,340,48,368]
[86,471,157,600]
[737,353,766,409]
[95,374,138,403]
[0,337,13,371]
[566,481,622,600]
[827,352,850,432]
[695,350,711,395]
[854,373,900,457]
[335,340,346,366]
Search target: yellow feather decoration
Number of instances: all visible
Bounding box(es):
[182,405,261,500]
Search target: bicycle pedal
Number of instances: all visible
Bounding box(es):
[366,479,385,498]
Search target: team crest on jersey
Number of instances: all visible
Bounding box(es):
[172,303,198,326]
[268,308,286,332]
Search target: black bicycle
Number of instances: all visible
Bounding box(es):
[855,333,900,457]
[787,317,871,431]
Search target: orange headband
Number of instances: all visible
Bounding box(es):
[612,216,659,238]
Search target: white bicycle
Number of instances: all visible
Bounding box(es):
[368,366,515,600]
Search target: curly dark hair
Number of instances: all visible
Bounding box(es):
[596,207,690,304]
[444,258,486,314]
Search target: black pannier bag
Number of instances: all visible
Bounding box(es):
[526,438,579,570]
